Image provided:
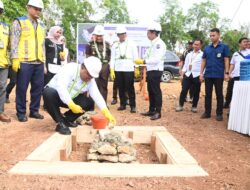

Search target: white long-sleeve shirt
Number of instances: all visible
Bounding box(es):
[110,39,138,72]
[182,50,203,78]
[230,49,250,78]
[144,37,166,71]
[47,63,107,110]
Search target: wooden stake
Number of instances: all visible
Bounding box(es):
[72,135,77,151]
[60,149,66,161]
[160,153,167,164]
[151,136,156,152]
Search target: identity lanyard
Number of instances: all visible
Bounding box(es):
[94,41,106,60]
[146,38,159,59]
[190,51,199,64]
[119,40,128,57]
[68,65,87,99]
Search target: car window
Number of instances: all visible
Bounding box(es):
[165,51,180,62]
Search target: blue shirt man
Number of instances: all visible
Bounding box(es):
[202,42,230,78]
[200,28,230,121]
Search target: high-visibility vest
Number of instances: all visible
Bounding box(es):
[0,22,9,68]
[17,16,45,63]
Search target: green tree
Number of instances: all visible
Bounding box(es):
[222,30,248,56]
[43,0,62,29]
[100,0,131,23]
[186,0,219,34]
[160,0,187,51]
[185,0,231,48]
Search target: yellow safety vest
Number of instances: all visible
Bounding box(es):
[0,22,9,68]
[17,16,45,63]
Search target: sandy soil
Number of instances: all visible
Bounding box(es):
[0,80,249,190]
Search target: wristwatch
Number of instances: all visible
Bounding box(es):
[225,72,229,75]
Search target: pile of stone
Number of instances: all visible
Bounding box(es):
[87,131,137,163]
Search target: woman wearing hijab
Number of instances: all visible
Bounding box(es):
[44,26,65,86]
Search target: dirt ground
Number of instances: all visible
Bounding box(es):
[0,80,249,190]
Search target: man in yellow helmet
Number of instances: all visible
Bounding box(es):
[0,0,11,123]
[11,0,45,122]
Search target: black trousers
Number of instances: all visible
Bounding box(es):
[96,63,110,102]
[147,71,163,113]
[224,77,240,106]
[112,78,118,99]
[181,79,194,99]
[189,84,194,99]
[16,63,44,116]
[112,78,129,101]
[43,87,94,123]
[115,71,136,107]
[179,74,201,107]
[6,67,17,99]
[204,78,224,115]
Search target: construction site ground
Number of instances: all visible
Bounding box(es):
[0,80,249,190]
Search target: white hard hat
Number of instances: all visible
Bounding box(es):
[0,1,4,9]
[83,56,102,78]
[116,26,127,34]
[27,0,44,9]
[147,22,162,32]
[93,25,105,36]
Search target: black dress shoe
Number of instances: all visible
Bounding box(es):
[55,122,71,135]
[63,118,78,128]
[29,112,44,119]
[150,113,161,120]
[216,115,223,121]
[141,111,155,116]
[117,106,126,111]
[200,112,211,119]
[130,107,136,113]
[17,114,28,122]
[111,99,117,105]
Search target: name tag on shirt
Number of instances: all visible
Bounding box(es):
[217,53,222,58]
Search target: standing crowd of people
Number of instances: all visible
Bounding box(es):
[176,29,250,121]
[1,0,249,135]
